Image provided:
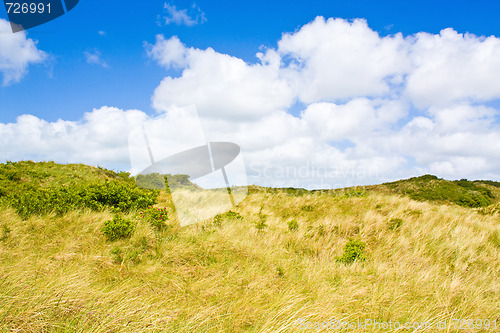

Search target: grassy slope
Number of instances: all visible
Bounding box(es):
[378,174,497,208]
[0,163,500,332]
[0,160,130,188]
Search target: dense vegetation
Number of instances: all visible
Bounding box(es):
[0,162,499,332]
[383,174,495,208]
[136,173,200,192]
[0,161,158,219]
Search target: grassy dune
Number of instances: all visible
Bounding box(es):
[0,163,499,332]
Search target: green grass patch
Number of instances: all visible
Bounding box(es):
[336,239,367,264]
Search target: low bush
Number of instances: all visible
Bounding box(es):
[135,173,166,190]
[287,219,299,231]
[343,188,366,198]
[255,220,267,230]
[0,224,11,241]
[408,181,492,208]
[388,218,403,230]
[489,231,500,248]
[140,207,169,231]
[336,239,366,264]
[476,180,500,188]
[223,211,243,220]
[135,173,201,192]
[110,247,124,263]
[213,210,243,226]
[301,205,314,212]
[316,224,326,236]
[255,209,268,230]
[9,181,158,219]
[102,215,136,241]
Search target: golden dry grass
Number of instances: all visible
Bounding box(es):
[0,190,499,332]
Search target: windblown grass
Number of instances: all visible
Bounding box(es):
[1,186,499,332]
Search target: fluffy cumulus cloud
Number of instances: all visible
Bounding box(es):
[383,103,500,180]
[2,16,500,187]
[0,107,147,169]
[406,29,500,108]
[278,17,409,103]
[142,16,500,186]
[0,18,47,85]
[300,98,407,142]
[146,35,294,120]
[145,35,189,68]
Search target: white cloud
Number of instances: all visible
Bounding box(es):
[98,31,106,36]
[300,98,407,142]
[2,17,500,188]
[160,3,206,27]
[0,107,147,169]
[367,103,500,180]
[143,18,500,186]
[0,18,47,85]
[406,28,500,108]
[145,35,189,68]
[148,35,294,120]
[273,17,500,108]
[84,50,108,67]
[277,17,409,103]
[428,104,498,133]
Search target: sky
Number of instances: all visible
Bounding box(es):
[1,0,500,189]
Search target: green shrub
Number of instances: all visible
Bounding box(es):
[0,224,11,241]
[255,220,267,230]
[165,174,200,191]
[126,248,143,264]
[489,231,500,248]
[388,218,403,230]
[343,188,366,198]
[213,214,223,226]
[110,247,123,263]
[9,181,158,219]
[224,211,243,220]
[135,173,166,190]
[301,205,314,212]
[476,180,500,188]
[140,207,168,231]
[81,181,158,212]
[255,209,268,230]
[287,219,298,231]
[316,225,326,236]
[0,162,159,219]
[102,215,136,241]
[213,211,243,226]
[336,239,366,264]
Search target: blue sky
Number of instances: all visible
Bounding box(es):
[1,0,500,188]
[2,0,500,122]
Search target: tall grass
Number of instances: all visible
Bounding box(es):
[1,187,499,332]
